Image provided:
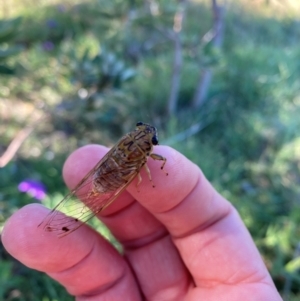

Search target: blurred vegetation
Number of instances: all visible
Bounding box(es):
[0,17,23,75]
[1,0,300,300]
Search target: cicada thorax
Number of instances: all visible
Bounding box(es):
[92,127,156,194]
[125,130,155,159]
[92,155,133,193]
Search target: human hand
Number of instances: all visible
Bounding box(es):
[2,145,283,301]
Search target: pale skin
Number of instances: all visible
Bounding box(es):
[139,153,167,188]
[2,145,283,301]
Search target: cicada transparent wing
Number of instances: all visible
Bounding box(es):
[39,149,139,237]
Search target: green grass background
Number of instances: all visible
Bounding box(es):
[1,0,300,300]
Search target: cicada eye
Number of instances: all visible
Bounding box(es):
[152,136,158,145]
[136,121,143,126]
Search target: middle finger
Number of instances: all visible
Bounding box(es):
[63,145,192,300]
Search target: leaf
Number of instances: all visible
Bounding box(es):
[0,64,15,75]
[120,68,136,81]
[0,17,22,44]
[285,257,300,273]
[0,45,23,61]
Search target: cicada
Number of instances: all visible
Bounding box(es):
[39,122,167,236]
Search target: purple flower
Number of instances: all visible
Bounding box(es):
[18,179,46,200]
[42,41,54,51]
[46,19,58,29]
[57,5,66,12]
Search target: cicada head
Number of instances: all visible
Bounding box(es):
[135,121,159,147]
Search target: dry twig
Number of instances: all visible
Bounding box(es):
[0,115,46,168]
[192,0,226,108]
[167,0,187,116]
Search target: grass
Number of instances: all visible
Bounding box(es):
[1,0,300,300]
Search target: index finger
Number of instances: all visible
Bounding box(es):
[127,146,277,288]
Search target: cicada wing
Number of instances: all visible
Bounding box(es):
[41,188,119,237]
[39,168,139,237]
[39,148,117,233]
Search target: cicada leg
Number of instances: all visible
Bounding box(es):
[143,163,155,188]
[150,153,168,176]
[136,154,168,191]
[136,172,142,192]
[135,165,155,191]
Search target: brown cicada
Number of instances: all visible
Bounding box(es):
[39,122,167,236]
